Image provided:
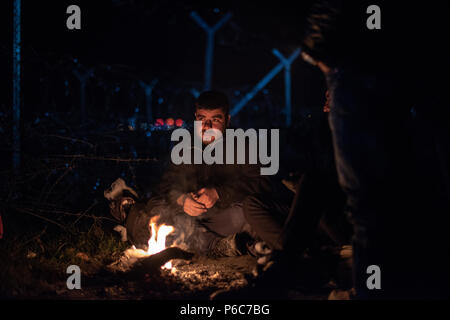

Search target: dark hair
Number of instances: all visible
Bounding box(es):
[301,0,381,69]
[195,91,230,116]
[301,1,343,68]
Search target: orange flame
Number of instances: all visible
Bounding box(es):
[128,215,175,269]
[147,216,174,269]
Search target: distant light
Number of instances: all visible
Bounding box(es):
[158,98,164,104]
[166,118,175,126]
[146,131,152,137]
[175,119,184,127]
[155,118,164,126]
[135,107,139,113]
[74,58,78,63]
[128,117,136,130]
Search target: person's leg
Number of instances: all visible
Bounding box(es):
[243,191,292,251]
[193,203,250,255]
[244,173,348,255]
[326,68,417,299]
[281,172,337,254]
[317,175,352,246]
[200,203,248,237]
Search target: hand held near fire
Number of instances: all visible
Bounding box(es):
[194,188,219,209]
[177,193,207,216]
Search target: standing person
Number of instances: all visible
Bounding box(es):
[300,0,450,299]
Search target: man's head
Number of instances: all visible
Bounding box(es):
[301,1,379,72]
[194,91,231,144]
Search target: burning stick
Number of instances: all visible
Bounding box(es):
[129,247,195,277]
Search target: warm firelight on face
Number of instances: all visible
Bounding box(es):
[128,216,175,269]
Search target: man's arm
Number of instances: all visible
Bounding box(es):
[158,161,208,216]
[157,162,190,206]
[213,163,272,208]
[176,192,207,216]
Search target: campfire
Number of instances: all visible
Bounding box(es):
[110,215,177,272]
[145,216,175,269]
[106,213,259,299]
[129,215,175,269]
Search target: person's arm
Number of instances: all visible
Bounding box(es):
[158,162,208,216]
[176,192,207,216]
[157,162,189,206]
[213,163,272,208]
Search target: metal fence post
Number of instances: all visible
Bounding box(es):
[191,11,232,91]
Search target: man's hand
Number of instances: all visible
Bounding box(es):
[323,90,331,113]
[177,193,207,216]
[194,188,219,209]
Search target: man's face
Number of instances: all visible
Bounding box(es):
[195,107,230,144]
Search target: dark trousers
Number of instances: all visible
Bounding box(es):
[327,68,450,299]
[185,203,247,254]
[244,174,350,254]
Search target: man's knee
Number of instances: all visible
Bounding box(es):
[243,194,267,219]
[228,203,246,230]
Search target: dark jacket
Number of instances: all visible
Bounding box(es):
[156,140,272,209]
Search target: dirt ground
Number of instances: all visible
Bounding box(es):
[1,210,352,300]
[31,246,348,300]
[64,254,262,300]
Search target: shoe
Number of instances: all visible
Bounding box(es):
[208,233,251,258]
[109,197,136,223]
[105,178,139,222]
[247,241,274,277]
[104,178,138,201]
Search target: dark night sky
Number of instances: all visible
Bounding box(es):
[18,1,314,78]
[1,0,327,118]
[2,1,448,124]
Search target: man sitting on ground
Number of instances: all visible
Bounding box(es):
[111,91,270,256]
